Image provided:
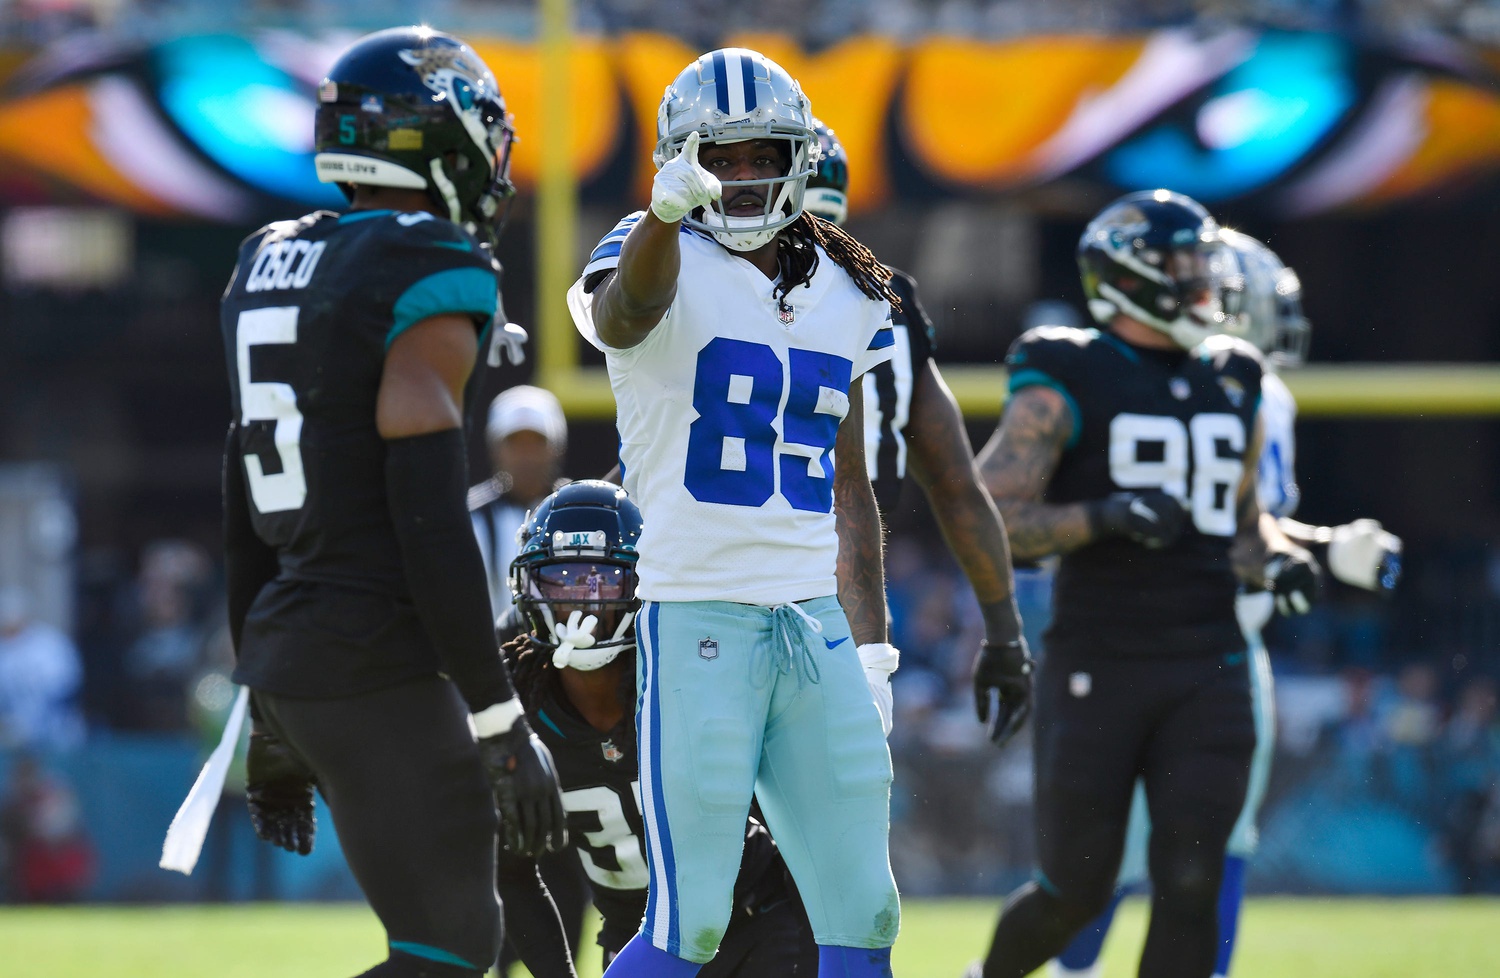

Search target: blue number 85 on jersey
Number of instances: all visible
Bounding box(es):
[684,337,852,513]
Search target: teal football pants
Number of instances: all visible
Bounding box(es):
[634,597,900,964]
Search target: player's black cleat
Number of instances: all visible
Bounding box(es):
[478,717,569,856]
[246,728,318,856]
[972,637,1034,748]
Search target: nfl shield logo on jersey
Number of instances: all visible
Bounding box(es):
[698,637,719,660]
[601,740,624,763]
[1069,671,1092,698]
[1169,377,1191,400]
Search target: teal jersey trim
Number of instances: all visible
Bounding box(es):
[1008,368,1083,449]
[387,267,497,349]
[338,209,393,224]
[431,239,475,252]
[536,708,565,739]
[389,942,478,969]
[1097,330,1142,364]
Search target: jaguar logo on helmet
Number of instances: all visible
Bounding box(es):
[313,27,517,245]
[1078,189,1238,351]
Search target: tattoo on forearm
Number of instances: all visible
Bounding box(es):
[976,387,1091,562]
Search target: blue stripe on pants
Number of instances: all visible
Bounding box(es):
[640,602,680,953]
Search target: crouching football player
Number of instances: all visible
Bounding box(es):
[493,480,819,978]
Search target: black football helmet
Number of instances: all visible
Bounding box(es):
[1078,189,1239,349]
[510,480,642,671]
[314,26,516,244]
[804,117,849,225]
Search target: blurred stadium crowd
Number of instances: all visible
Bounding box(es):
[6,0,1500,44]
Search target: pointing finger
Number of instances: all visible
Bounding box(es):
[681,131,700,163]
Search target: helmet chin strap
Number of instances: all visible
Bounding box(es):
[428,158,463,224]
[1096,283,1220,350]
[705,210,785,252]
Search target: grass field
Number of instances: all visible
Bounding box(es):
[3,897,1496,977]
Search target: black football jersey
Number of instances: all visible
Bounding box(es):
[525,670,784,956]
[1005,326,1264,658]
[865,268,937,512]
[222,208,499,696]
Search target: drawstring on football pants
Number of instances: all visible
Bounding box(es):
[760,602,823,690]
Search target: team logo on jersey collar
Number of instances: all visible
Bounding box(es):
[601,740,625,763]
[1218,377,1245,408]
[698,637,719,660]
[1169,377,1191,400]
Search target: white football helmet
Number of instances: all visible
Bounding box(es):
[1219,228,1310,368]
[654,48,818,252]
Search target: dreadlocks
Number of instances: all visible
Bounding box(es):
[774,213,903,313]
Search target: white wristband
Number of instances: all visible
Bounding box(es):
[856,642,900,675]
[471,697,525,739]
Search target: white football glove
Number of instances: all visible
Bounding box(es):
[857,642,900,738]
[487,320,529,367]
[650,132,721,224]
[550,610,598,669]
[1328,519,1403,593]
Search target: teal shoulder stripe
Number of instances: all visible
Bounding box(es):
[338,209,392,224]
[389,942,478,969]
[1097,331,1140,364]
[1008,368,1083,449]
[388,267,497,348]
[536,708,565,739]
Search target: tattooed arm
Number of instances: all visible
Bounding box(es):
[905,360,1022,642]
[975,386,1092,562]
[834,387,888,645]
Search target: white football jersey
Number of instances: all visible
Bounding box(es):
[569,212,895,604]
[1256,371,1299,517]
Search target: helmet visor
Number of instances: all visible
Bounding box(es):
[531,561,635,605]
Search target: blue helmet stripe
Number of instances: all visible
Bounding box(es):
[740,53,758,113]
[712,50,731,115]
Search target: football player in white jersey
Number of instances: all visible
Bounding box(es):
[566,48,905,978]
[1049,230,1402,978]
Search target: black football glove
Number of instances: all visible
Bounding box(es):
[1266,549,1322,616]
[1090,491,1188,549]
[478,717,568,857]
[972,637,1034,748]
[246,728,317,856]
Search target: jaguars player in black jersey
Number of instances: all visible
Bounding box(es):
[491,481,818,978]
[802,119,1030,745]
[967,191,1320,978]
[221,27,566,978]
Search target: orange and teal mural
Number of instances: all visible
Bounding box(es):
[2,28,1499,221]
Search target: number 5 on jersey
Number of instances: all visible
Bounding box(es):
[684,337,852,513]
[236,306,307,514]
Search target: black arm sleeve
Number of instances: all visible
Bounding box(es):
[496,848,577,978]
[385,428,518,712]
[223,424,280,658]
